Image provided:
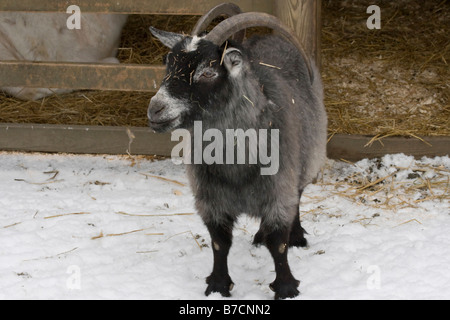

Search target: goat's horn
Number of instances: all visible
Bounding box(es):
[192,3,245,43]
[205,12,313,82]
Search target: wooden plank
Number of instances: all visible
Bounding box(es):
[0,124,448,160]
[0,0,273,14]
[327,134,450,162]
[0,61,165,92]
[0,123,176,156]
[275,0,322,68]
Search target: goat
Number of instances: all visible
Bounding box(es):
[0,12,127,100]
[148,3,327,299]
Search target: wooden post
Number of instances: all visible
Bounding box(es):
[275,0,322,69]
[0,0,273,14]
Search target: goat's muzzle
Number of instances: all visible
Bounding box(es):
[147,93,181,133]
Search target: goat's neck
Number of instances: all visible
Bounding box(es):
[207,75,266,131]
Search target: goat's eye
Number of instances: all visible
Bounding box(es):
[201,70,217,79]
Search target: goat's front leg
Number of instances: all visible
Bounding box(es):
[265,227,300,299]
[204,217,235,297]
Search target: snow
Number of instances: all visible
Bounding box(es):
[0,151,449,300]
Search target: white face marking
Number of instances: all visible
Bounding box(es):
[148,86,187,126]
[184,35,203,52]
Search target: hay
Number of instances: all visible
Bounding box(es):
[115,211,194,217]
[0,1,448,137]
[322,0,449,137]
[0,90,153,126]
[297,156,449,225]
[44,212,91,219]
[139,173,187,186]
[317,159,450,212]
[91,228,164,240]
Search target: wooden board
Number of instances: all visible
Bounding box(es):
[275,0,322,68]
[1,123,448,161]
[0,0,274,14]
[327,134,450,162]
[0,123,176,156]
[0,61,165,92]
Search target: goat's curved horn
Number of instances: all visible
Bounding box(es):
[192,3,245,43]
[205,12,313,82]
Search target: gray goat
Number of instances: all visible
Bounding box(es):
[148,3,327,299]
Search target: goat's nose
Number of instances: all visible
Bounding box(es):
[148,99,166,121]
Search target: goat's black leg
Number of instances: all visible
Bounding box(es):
[204,219,235,297]
[252,226,265,247]
[254,189,307,248]
[266,227,300,299]
[289,211,308,247]
[290,189,308,247]
[254,219,306,248]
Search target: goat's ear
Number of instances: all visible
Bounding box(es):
[223,48,243,77]
[149,27,185,49]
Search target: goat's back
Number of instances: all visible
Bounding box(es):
[245,35,328,189]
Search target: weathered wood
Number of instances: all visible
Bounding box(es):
[327,134,450,161]
[275,0,322,68]
[0,123,448,160]
[0,61,165,92]
[0,123,176,156]
[0,0,274,14]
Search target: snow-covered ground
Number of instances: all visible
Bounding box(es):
[0,151,448,300]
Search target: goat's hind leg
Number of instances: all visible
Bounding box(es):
[265,226,300,299]
[254,189,307,248]
[289,189,308,247]
[204,216,235,297]
[257,211,308,248]
[289,213,308,248]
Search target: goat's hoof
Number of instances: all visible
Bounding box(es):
[269,278,300,300]
[289,235,308,248]
[289,227,308,248]
[205,274,234,297]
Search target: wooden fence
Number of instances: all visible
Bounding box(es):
[0,0,320,92]
[0,0,447,160]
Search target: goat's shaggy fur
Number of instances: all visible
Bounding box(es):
[148,30,327,299]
